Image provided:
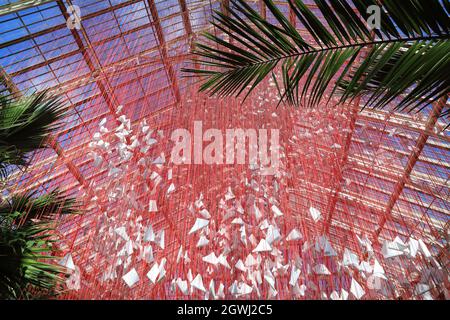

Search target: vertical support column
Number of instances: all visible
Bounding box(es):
[260,0,266,19]
[221,0,230,16]
[147,0,181,103]
[57,0,119,114]
[373,97,447,240]
[177,0,197,70]
[220,0,232,49]
[47,137,89,188]
[289,2,296,25]
[0,66,21,100]
[178,0,192,36]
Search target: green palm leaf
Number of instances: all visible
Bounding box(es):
[0,189,80,224]
[0,189,79,299]
[0,71,79,300]
[182,0,450,122]
[0,221,65,299]
[0,89,68,180]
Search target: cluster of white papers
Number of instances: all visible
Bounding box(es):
[69,101,443,300]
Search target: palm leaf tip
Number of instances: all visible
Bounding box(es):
[183,0,450,124]
[1,189,80,224]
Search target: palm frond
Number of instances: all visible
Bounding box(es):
[340,40,450,113]
[0,189,80,226]
[182,0,450,122]
[0,221,66,299]
[0,91,68,179]
[0,190,79,299]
